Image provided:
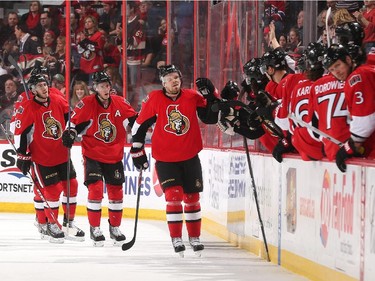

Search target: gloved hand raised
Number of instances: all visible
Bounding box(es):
[62,129,77,148]
[130,144,149,170]
[16,152,32,175]
[195,77,217,101]
[336,138,364,172]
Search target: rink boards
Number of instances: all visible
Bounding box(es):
[0,142,374,281]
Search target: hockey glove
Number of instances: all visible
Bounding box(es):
[336,138,365,172]
[130,145,149,170]
[254,91,279,121]
[217,107,240,136]
[195,77,217,102]
[16,152,32,175]
[62,129,76,148]
[240,79,252,94]
[221,80,240,100]
[272,138,294,163]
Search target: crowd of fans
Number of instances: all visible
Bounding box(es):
[0,0,172,138]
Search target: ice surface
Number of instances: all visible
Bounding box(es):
[0,213,309,281]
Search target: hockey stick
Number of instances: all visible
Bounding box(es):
[8,54,30,100]
[0,124,61,228]
[122,169,143,251]
[326,7,332,47]
[288,113,343,146]
[243,136,271,261]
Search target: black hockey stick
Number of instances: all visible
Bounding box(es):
[122,169,143,251]
[8,54,30,100]
[243,136,271,262]
[0,124,62,228]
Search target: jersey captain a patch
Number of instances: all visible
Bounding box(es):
[164,105,190,135]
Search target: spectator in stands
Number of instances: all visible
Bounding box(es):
[52,73,65,95]
[14,23,43,74]
[278,33,287,50]
[44,35,67,77]
[71,80,91,108]
[99,0,119,34]
[76,1,100,34]
[264,0,286,39]
[125,1,146,110]
[42,30,57,49]
[104,66,123,96]
[0,77,19,112]
[285,27,302,52]
[39,11,60,39]
[353,0,375,53]
[0,12,19,49]
[77,15,105,85]
[297,10,304,44]
[20,1,42,37]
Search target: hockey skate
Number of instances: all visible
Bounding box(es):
[109,220,126,246]
[90,226,105,247]
[47,223,65,244]
[171,237,186,257]
[62,219,85,242]
[189,237,204,257]
[34,220,49,240]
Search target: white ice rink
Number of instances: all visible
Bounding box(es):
[0,213,310,281]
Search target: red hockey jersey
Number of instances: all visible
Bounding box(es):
[70,94,137,163]
[134,89,206,162]
[14,93,70,166]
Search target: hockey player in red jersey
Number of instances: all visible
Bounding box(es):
[62,71,138,247]
[323,43,375,172]
[130,65,219,256]
[13,73,84,243]
[11,66,76,240]
[290,42,331,161]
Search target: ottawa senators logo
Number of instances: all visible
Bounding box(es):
[164,105,190,135]
[77,38,97,61]
[42,111,62,139]
[94,113,116,143]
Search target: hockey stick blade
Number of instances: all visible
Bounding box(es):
[122,169,143,251]
[8,54,30,100]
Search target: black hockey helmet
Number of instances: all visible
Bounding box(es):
[28,74,48,92]
[323,44,350,69]
[335,21,364,46]
[260,48,287,74]
[305,42,326,70]
[92,70,111,85]
[159,64,182,82]
[221,80,240,100]
[295,53,307,73]
[243,58,266,83]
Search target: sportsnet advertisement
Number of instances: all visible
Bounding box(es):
[0,144,165,210]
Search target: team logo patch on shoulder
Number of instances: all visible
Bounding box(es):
[18,106,24,114]
[349,74,361,87]
[76,100,85,109]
